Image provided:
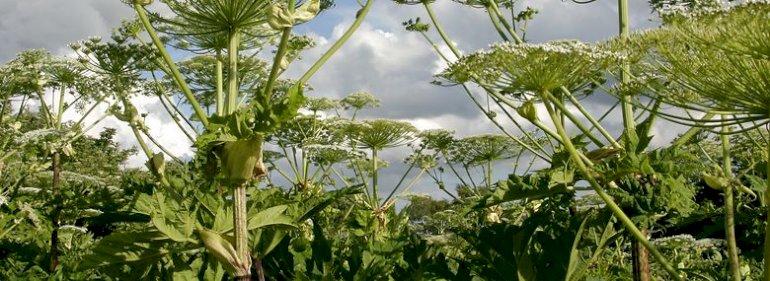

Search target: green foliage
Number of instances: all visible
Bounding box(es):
[2,1,770,281]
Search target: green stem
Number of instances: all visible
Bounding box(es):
[399,169,426,195]
[131,124,154,159]
[233,182,251,278]
[161,93,197,133]
[72,97,104,129]
[617,0,636,153]
[381,160,417,207]
[133,4,209,127]
[216,51,225,116]
[227,31,240,114]
[36,92,54,127]
[141,128,183,163]
[16,95,27,119]
[0,100,8,126]
[540,90,682,281]
[487,93,551,158]
[562,88,622,149]
[262,25,293,106]
[422,5,552,160]
[56,86,66,126]
[721,123,741,281]
[330,166,352,188]
[488,0,524,43]
[48,151,61,272]
[672,113,715,147]
[442,151,471,188]
[485,161,493,188]
[485,5,510,42]
[424,2,461,58]
[298,0,374,85]
[545,92,606,147]
[371,149,379,204]
[157,91,196,142]
[464,165,478,192]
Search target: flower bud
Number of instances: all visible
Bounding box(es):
[221,137,266,184]
[516,100,539,122]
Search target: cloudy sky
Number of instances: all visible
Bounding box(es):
[1,0,683,200]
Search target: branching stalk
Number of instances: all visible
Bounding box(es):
[720,123,741,281]
[133,3,209,127]
[539,90,682,280]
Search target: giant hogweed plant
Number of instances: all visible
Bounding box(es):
[264,97,437,224]
[82,0,376,279]
[628,2,770,279]
[438,40,687,279]
[0,48,117,273]
[392,0,767,279]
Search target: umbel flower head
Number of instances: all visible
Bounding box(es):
[269,115,343,148]
[641,2,770,129]
[345,119,418,150]
[447,134,519,166]
[2,49,53,94]
[305,144,363,166]
[340,91,380,111]
[71,34,156,92]
[304,96,340,113]
[440,40,619,100]
[416,129,456,152]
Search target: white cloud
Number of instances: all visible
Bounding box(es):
[2,1,691,199]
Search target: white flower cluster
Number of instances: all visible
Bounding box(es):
[15,128,56,144]
[17,187,42,195]
[81,208,104,217]
[658,0,769,18]
[18,203,41,227]
[652,234,696,245]
[59,225,89,234]
[62,171,106,185]
[442,39,621,94]
[653,234,727,252]
[490,40,623,61]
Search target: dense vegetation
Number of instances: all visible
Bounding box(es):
[0,0,768,280]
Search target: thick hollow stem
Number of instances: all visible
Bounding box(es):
[227,31,240,115]
[233,183,251,278]
[721,124,741,281]
[48,151,61,272]
[371,149,379,205]
[254,258,266,281]
[616,0,637,153]
[631,228,650,281]
[216,51,225,116]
